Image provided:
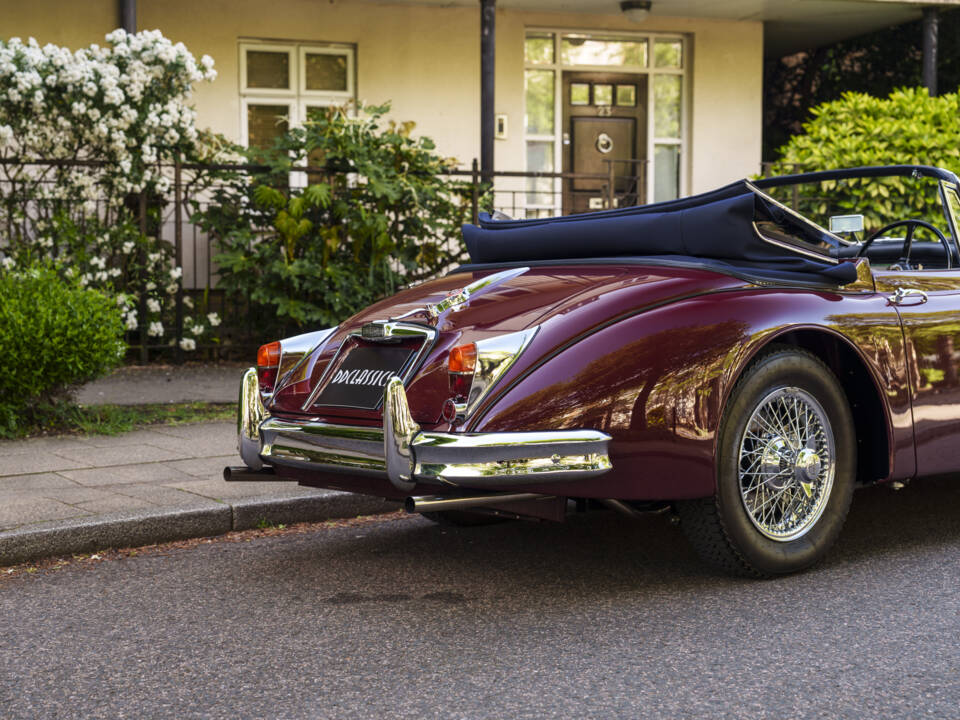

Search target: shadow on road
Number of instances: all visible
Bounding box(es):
[233,473,960,600]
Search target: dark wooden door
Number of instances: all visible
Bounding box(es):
[562,71,647,214]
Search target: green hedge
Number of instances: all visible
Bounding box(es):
[768,88,960,230]
[0,263,126,434]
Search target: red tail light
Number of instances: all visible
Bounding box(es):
[257,341,281,394]
[448,343,477,402]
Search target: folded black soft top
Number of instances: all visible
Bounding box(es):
[462,179,859,284]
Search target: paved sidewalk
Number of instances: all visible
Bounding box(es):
[76,363,246,406]
[0,421,395,566]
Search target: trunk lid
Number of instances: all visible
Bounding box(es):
[267,264,745,424]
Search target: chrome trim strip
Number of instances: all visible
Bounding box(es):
[383,377,420,491]
[299,321,437,412]
[240,374,613,490]
[238,368,266,470]
[275,327,338,392]
[746,179,849,251]
[750,221,842,264]
[426,266,529,317]
[460,327,539,420]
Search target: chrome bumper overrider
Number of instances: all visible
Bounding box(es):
[236,368,612,492]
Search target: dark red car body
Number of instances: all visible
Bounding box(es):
[227,165,960,575]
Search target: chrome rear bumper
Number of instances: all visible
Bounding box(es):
[236,368,612,492]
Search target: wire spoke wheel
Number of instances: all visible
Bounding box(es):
[738,387,835,541]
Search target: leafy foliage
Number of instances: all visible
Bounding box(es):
[767,88,960,230]
[197,103,471,337]
[0,262,126,434]
[763,12,960,159]
[0,31,231,352]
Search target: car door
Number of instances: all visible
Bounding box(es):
[872,181,960,477]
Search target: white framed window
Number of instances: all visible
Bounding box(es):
[239,40,356,150]
[522,29,689,215]
[298,45,354,100]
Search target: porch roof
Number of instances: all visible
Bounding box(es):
[373,0,960,56]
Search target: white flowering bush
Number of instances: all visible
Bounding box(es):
[0,30,225,353]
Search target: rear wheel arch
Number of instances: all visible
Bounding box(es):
[722,328,891,486]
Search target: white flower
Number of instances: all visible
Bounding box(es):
[0,257,15,270]
[122,240,135,254]
[109,267,122,278]
[190,324,204,336]
[183,296,193,308]
[179,337,196,351]
[146,298,161,313]
[125,313,138,330]
[206,312,220,327]
[89,256,106,269]
[147,321,164,337]
[115,293,127,306]
[145,281,156,291]
[168,266,182,281]
[0,125,14,147]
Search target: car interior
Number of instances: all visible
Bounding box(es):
[756,166,960,272]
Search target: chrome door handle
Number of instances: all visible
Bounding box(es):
[888,287,928,306]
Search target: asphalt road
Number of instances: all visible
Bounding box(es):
[2,477,960,720]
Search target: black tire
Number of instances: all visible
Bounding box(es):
[421,510,512,527]
[677,347,855,577]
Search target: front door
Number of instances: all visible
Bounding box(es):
[874,268,960,477]
[562,71,647,214]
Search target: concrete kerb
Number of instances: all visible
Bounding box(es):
[0,490,398,567]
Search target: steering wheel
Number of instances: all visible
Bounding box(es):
[856,219,952,270]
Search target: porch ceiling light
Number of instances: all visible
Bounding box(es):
[620,0,651,23]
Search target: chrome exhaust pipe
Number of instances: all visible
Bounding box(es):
[404,492,551,514]
[223,465,278,482]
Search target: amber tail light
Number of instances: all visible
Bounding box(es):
[448,343,477,403]
[257,341,281,394]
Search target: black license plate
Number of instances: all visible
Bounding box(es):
[313,345,415,409]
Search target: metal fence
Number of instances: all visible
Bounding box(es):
[0,156,648,362]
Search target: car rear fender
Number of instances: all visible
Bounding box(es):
[469,287,906,500]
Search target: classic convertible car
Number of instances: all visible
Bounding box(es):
[225,165,960,577]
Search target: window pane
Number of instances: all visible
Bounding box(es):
[526,141,554,205]
[654,39,683,68]
[654,75,681,138]
[247,104,289,149]
[525,70,554,134]
[654,144,679,202]
[560,36,647,67]
[570,83,590,105]
[525,33,554,64]
[594,84,613,106]
[616,84,636,107]
[246,50,289,89]
[305,53,347,91]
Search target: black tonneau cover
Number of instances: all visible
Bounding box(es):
[462,179,859,283]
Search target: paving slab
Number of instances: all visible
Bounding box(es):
[0,454,87,476]
[164,455,238,479]
[0,417,396,565]
[59,462,195,487]
[51,444,184,468]
[0,473,80,493]
[76,364,245,406]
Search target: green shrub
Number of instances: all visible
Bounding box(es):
[196,102,472,337]
[768,88,960,230]
[0,262,126,434]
